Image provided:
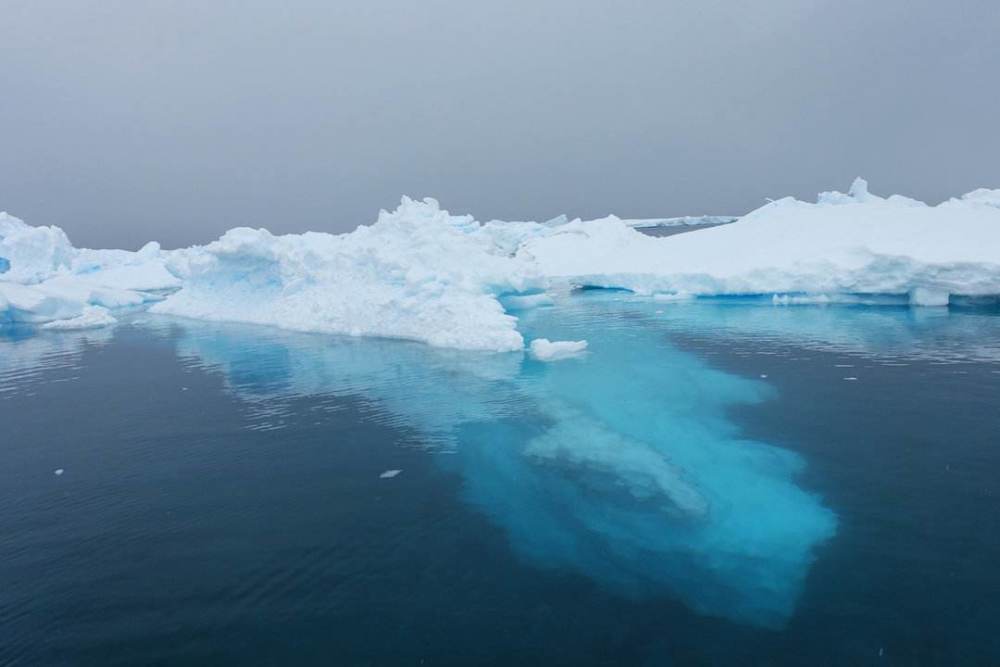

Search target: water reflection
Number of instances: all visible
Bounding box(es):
[0,325,114,395]
[647,295,1000,363]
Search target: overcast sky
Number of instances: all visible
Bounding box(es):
[2,0,998,248]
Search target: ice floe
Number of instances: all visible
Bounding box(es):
[528,338,588,361]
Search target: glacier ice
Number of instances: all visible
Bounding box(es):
[3,180,1000,349]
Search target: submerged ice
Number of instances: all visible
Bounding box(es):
[150,291,838,627]
[3,180,1000,348]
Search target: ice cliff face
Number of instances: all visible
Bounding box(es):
[3,181,1000,349]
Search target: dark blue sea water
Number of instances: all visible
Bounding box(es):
[2,295,1000,665]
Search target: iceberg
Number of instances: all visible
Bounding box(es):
[151,198,539,352]
[0,212,178,328]
[3,180,1000,349]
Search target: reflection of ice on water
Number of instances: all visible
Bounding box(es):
[648,294,1000,363]
[140,301,838,628]
[0,325,114,395]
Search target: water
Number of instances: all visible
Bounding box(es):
[2,296,1000,665]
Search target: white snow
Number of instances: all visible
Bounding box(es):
[3,179,1000,348]
[529,338,589,361]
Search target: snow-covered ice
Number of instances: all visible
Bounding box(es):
[529,338,589,361]
[151,198,538,351]
[522,178,1000,303]
[4,179,1000,348]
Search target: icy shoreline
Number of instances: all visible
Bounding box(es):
[3,179,999,350]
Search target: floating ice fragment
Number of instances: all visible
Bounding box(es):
[528,338,588,361]
[379,469,402,479]
[843,377,858,381]
[54,468,64,476]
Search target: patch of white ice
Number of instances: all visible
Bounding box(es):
[529,338,588,361]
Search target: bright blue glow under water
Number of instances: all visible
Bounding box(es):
[3,295,1000,664]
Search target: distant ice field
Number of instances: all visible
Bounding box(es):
[3,178,999,349]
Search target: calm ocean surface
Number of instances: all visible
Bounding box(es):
[3,293,999,665]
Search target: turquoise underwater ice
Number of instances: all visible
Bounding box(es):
[158,292,837,628]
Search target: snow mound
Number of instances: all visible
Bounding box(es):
[529,338,588,361]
